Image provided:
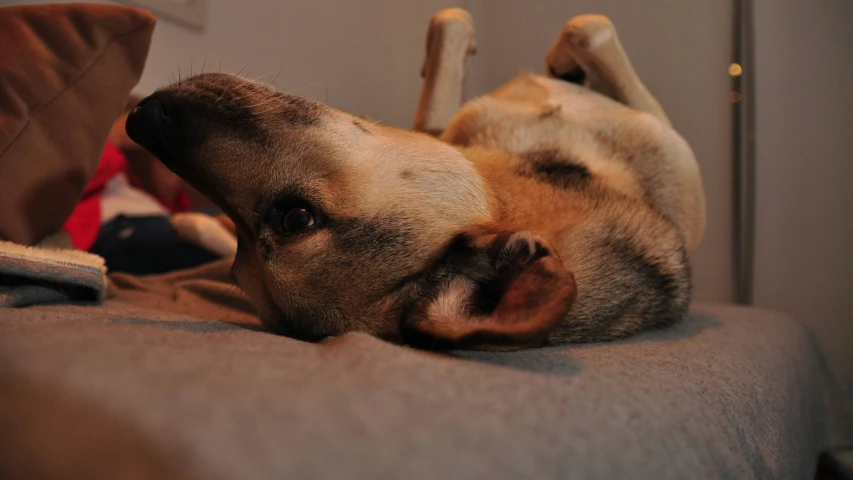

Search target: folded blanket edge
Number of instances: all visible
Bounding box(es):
[0,234,107,305]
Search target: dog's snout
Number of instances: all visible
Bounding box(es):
[125,93,181,165]
[134,95,172,124]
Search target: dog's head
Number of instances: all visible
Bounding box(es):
[126,73,575,349]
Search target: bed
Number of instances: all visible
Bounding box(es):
[0,259,851,479]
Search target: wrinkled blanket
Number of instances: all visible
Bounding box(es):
[1,259,851,480]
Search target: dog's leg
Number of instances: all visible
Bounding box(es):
[546,15,671,126]
[414,8,477,136]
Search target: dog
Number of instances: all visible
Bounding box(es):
[125,10,706,350]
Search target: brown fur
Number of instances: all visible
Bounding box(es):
[125,12,706,350]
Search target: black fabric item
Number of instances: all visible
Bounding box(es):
[90,215,218,275]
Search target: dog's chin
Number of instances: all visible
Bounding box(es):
[263,321,327,343]
[259,304,405,344]
[259,310,327,343]
[256,302,345,343]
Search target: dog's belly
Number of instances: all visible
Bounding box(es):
[443,73,706,254]
[443,73,637,150]
[444,74,646,201]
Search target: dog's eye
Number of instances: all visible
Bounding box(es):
[283,208,315,232]
[267,197,320,235]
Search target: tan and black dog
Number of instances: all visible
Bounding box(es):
[126,10,706,350]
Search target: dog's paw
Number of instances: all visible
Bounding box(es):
[431,8,476,47]
[562,14,616,52]
[426,8,478,60]
[493,231,551,272]
[546,14,616,83]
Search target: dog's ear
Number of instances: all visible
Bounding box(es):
[402,229,576,350]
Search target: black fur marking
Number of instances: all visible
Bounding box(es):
[592,129,677,224]
[396,231,569,350]
[271,92,323,126]
[392,234,479,297]
[329,218,413,255]
[160,83,270,148]
[470,276,506,316]
[257,235,274,261]
[590,233,690,333]
[396,232,550,321]
[519,150,591,189]
[297,215,421,300]
[188,74,322,127]
[392,233,482,312]
[549,65,586,85]
[353,119,371,134]
[530,243,550,263]
[161,73,323,149]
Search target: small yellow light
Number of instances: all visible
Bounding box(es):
[731,91,742,103]
[729,63,743,76]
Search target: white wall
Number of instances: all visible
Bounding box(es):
[753,0,853,381]
[133,0,474,128]
[3,0,465,127]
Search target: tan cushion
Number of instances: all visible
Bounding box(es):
[0,3,155,245]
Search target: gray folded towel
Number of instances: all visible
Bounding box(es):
[0,233,106,308]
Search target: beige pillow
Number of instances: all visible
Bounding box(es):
[0,3,155,245]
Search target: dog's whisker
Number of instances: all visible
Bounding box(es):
[201,54,207,75]
[252,106,285,117]
[241,96,283,111]
[222,89,274,106]
[242,107,280,118]
[290,81,324,94]
[245,105,281,117]
[214,80,255,105]
[272,62,286,90]
[224,81,282,104]
[204,280,242,320]
[279,80,331,101]
[212,77,260,105]
[250,67,288,84]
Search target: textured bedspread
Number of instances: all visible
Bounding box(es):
[1,259,850,479]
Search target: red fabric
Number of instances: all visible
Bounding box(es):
[63,143,192,250]
[127,174,191,213]
[63,142,128,250]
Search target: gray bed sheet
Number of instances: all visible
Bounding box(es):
[1,259,850,480]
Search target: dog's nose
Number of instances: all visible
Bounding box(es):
[135,95,171,123]
[125,94,180,164]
